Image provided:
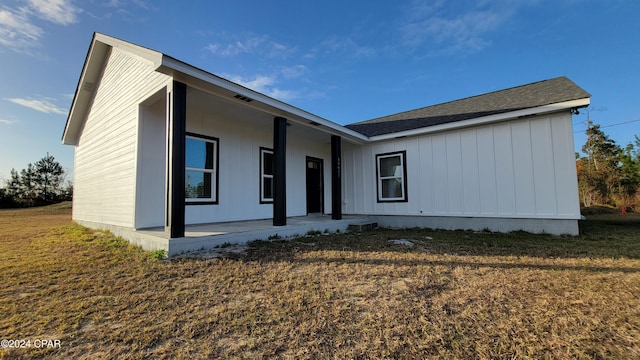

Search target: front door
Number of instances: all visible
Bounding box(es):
[306,157,323,214]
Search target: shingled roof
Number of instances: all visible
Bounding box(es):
[345,76,590,137]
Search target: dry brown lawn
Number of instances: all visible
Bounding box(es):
[1,203,639,359]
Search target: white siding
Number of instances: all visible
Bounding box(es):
[446,132,463,213]
[460,129,480,214]
[493,123,516,214]
[343,112,581,220]
[72,48,170,227]
[552,117,581,216]
[476,127,498,214]
[531,119,556,215]
[417,136,434,213]
[432,134,448,214]
[134,94,167,228]
[183,96,332,224]
[511,120,535,215]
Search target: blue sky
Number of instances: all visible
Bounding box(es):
[1,0,639,182]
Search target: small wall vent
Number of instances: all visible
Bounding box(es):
[82,81,94,92]
[234,94,253,102]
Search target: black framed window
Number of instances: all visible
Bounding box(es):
[376,151,408,202]
[260,147,273,203]
[185,133,219,204]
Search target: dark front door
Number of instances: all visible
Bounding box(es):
[306,157,323,214]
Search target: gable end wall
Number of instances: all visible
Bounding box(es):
[72,47,170,227]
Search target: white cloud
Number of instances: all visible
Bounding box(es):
[311,36,376,58]
[206,39,260,57]
[400,0,527,56]
[0,0,80,51]
[222,74,301,101]
[108,0,150,9]
[331,37,375,56]
[225,74,275,93]
[101,0,151,21]
[6,98,66,115]
[265,88,299,101]
[0,119,18,125]
[281,65,308,79]
[206,34,293,58]
[0,7,42,49]
[27,0,80,25]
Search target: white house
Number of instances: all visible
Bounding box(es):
[62,33,590,255]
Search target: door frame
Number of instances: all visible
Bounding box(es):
[305,156,324,214]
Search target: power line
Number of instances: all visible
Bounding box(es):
[573,119,640,133]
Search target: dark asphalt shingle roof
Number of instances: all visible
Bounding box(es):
[345,76,590,137]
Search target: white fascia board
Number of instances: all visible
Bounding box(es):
[62,36,109,145]
[158,56,369,144]
[367,98,591,142]
[94,33,163,67]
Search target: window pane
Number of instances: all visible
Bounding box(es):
[263,151,273,175]
[186,138,214,169]
[185,171,212,199]
[380,156,401,177]
[186,138,205,168]
[381,178,403,198]
[263,177,273,200]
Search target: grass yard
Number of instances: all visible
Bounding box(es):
[1,204,639,359]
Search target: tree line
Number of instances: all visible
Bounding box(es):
[0,154,72,208]
[577,122,640,210]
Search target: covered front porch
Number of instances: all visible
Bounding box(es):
[136,214,373,256]
[136,76,369,240]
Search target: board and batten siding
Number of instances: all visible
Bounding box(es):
[342,112,580,220]
[73,47,170,227]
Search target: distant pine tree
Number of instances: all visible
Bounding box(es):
[1,154,68,208]
[34,153,64,204]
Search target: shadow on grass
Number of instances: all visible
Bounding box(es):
[265,253,640,274]
[237,215,640,273]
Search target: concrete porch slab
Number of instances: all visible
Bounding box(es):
[137,214,372,256]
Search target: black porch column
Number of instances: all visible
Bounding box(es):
[273,117,287,226]
[331,135,342,220]
[167,81,186,238]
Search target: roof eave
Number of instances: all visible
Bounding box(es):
[158,56,369,144]
[367,98,591,142]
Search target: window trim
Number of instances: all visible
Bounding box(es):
[375,150,408,203]
[185,132,219,205]
[259,147,274,204]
